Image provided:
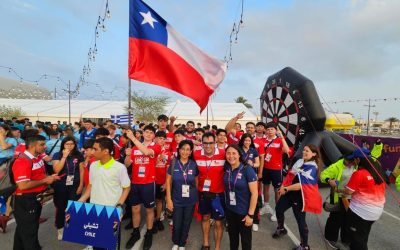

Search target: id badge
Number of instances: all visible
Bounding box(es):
[138,166,145,177]
[203,179,211,192]
[265,153,272,162]
[66,175,74,186]
[229,191,236,206]
[182,184,190,198]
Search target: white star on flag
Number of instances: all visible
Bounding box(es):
[140,11,158,29]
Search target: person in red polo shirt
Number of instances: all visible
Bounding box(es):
[194,132,226,250]
[12,135,60,250]
[125,125,161,250]
[258,122,289,222]
[225,112,245,145]
[156,114,175,152]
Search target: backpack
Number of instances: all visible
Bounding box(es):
[0,154,33,199]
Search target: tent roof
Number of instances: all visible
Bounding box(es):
[0,98,257,121]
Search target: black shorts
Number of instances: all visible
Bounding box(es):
[198,192,225,220]
[129,183,156,208]
[155,184,165,200]
[262,168,282,188]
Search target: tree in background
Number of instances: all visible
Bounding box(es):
[234,96,253,109]
[385,117,399,133]
[129,92,169,122]
[0,105,25,120]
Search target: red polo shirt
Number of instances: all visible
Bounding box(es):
[194,148,226,193]
[131,142,161,184]
[12,151,47,194]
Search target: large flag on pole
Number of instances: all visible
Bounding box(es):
[128,0,226,112]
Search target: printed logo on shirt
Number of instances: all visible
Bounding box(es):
[135,157,149,165]
[188,169,193,175]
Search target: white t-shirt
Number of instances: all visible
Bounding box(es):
[89,158,130,207]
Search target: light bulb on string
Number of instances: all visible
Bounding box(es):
[102,24,106,32]
[106,10,111,19]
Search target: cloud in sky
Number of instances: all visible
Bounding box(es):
[0,0,399,119]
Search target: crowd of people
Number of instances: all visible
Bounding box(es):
[0,113,397,250]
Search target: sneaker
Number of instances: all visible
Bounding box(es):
[82,246,93,250]
[125,229,140,249]
[156,220,165,231]
[292,244,310,250]
[143,231,153,250]
[260,203,273,215]
[178,247,185,250]
[57,228,63,240]
[252,224,259,232]
[325,239,340,250]
[271,213,277,222]
[272,228,288,239]
[125,221,133,230]
[172,245,179,250]
[200,246,210,250]
[160,211,165,221]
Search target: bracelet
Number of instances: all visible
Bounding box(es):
[116,203,123,208]
[283,187,288,192]
[247,213,254,219]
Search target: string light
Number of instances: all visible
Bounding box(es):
[224,0,245,68]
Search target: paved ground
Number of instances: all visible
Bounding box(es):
[1,186,399,250]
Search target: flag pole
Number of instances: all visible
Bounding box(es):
[206,104,209,126]
[128,78,132,127]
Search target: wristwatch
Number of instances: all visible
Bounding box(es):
[247,213,254,219]
[283,187,288,192]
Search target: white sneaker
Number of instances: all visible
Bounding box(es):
[271,213,277,222]
[169,219,173,226]
[178,247,185,250]
[160,211,165,221]
[172,245,179,250]
[252,224,259,232]
[82,246,93,250]
[260,203,273,215]
[57,228,64,240]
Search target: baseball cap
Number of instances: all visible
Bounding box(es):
[345,148,370,160]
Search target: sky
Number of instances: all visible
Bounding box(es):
[0,0,399,121]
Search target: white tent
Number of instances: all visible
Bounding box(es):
[0,98,258,127]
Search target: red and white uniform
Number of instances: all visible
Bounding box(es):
[131,142,161,184]
[14,143,48,159]
[194,148,226,193]
[157,130,174,152]
[263,136,284,170]
[12,151,47,194]
[185,133,195,141]
[155,147,171,185]
[253,134,266,156]
[227,131,243,145]
[346,169,386,221]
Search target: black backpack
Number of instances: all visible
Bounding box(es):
[0,154,32,199]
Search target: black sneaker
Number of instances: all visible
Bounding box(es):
[156,220,164,231]
[272,228,288,239]
[143,230,153,250]
[124,221,133,230]
[200,246,210,250]
[125,230,140,249]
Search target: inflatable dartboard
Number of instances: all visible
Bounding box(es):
[260,67,326,150]
[260,67,355,167]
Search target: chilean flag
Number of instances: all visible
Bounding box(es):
[282,159,322,214]
[128,0,227,112]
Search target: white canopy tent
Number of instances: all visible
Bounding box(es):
[0,98,258,127]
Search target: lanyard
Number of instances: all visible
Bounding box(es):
[205,155,214,179]
[178,160,190,184]
[65,157,77,176]
[242,148,250,162]
[228,164,244,192]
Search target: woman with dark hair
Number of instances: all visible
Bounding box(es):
[344,154,387,250]
[224,144,258,250]
[165,140,198,250]
[272,144,322,250]
[52,136,84,240]
[238,133,261,232]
